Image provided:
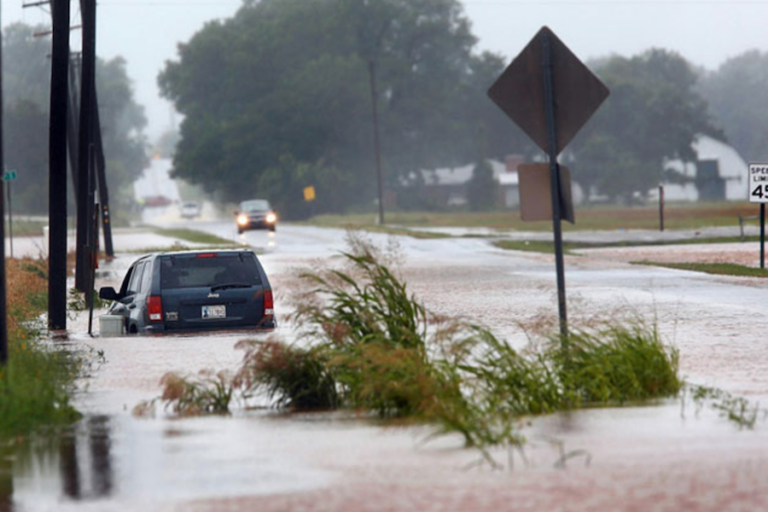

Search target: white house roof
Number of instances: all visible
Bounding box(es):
[421,159,519,187]
[661,134,748,201]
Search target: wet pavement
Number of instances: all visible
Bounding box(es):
[4,220,768,511]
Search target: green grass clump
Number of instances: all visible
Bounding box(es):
[294,249,440,417]
[147,238,742,450]
[686,385,763,429]
[633,261,768,278]
[237,340,338,411]
[1,259,80,438]
[151,371,235,416]
[288,242,683,441]
[557,324,681,404]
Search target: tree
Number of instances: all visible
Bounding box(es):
[4,100,49,214]
[2,23,148,214]
[96,57,149,209]
[699,50,768,162]
[466,160,497,211]
[159,0,526,217]
[571,49,723,203]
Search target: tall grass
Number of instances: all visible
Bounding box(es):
[557,324,681,404]
[152,238,686,449]
[0,259,80,438]
[236,340,338,411]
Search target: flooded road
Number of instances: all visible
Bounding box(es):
[4,222,768,511]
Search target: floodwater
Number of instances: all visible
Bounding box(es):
[4,222,768,511]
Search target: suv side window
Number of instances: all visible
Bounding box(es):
[140,261,154,293]
[127,262,145,295]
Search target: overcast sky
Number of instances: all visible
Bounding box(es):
[5,0,768,140]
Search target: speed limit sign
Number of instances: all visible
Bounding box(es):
[749,163,768,203]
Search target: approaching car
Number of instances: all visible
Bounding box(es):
[99,250,275,334]
[235,199,277,233]
[179,201,201,219]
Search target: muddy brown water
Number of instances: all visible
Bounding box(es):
[3,224,768,511]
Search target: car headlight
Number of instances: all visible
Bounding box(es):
[237,214,249,226]
[266,213,277,223]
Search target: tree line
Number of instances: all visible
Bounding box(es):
[3,22,148,216]
[159,0,768,214]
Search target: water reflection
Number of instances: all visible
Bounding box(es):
[3,415,114,510]
[0,444,14,512]
[239,229,277,252]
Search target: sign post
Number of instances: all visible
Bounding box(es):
[748,163,768,268]
[659,185,665,232]
[3,171,18,258]
[3,170,16,259]
[488,27,609,340]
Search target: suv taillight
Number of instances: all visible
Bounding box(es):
[263,290,274,317]
[147,296,163,322]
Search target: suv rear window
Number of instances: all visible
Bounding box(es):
[159,253,263,290]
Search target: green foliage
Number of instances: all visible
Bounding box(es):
[699,50,768,162]
[555,324,682,404]
[147,240,748,453]
[574,49,723,202]
[1,260,81,438]
[159,0,527,217]
[686,385,763,429]
[466,160,498,211]
[154,371,235,416]
[288,242,683,445]
[67,288,107,312]
[237,341,338,411]
[298,251,428,351]
[2,23,147,216]
[0,336,81,437]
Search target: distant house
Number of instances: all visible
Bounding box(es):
[419,156,523,208]
[660,135,748,202]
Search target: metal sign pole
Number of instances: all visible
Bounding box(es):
[761,203,765,269]
[659,185,665,232]
[368,60,385,226]
[542,33,568,341]
[6,180,12,259]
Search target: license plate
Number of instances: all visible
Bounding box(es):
[202,305,226,319]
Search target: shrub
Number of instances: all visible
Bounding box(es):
[146,238,689,451]
[157,370,235,416]
[0,259,80,437]
[555,323,682,405]
[237,340,338,411]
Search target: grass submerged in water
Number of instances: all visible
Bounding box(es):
[0,259,81,438]
[156,236,764,456]
[172,236,680,450]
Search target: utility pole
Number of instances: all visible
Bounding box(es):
[67,53,81,197]
[75,0,96,292]
[0,0,9,365]
[93,88,114,256]
[48,0,71,331]
[368,60,385,226]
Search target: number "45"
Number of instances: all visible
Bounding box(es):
[752,184,768,200]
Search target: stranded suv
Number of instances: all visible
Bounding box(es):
[99,250,275,334]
